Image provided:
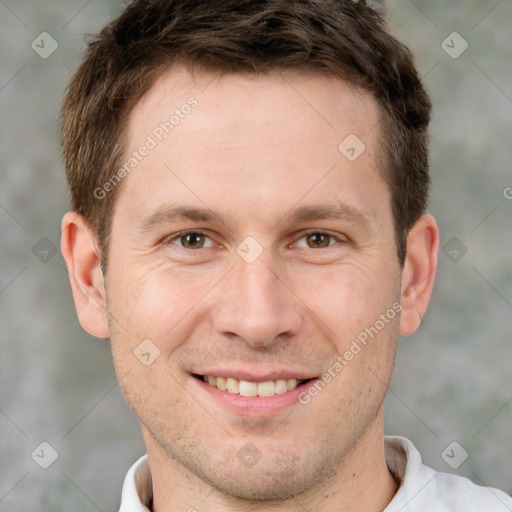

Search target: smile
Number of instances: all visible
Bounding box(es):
[194,374,312,397]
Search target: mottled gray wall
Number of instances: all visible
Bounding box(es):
[0,1,510,510]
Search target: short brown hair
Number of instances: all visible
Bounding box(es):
[61,0,432,268]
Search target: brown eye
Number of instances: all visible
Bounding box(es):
[178,232,206,249]
[305,233,332,248]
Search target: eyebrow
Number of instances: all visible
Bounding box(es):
[136,202,372,233]
[136,206,225,232]
[286,204,371,231]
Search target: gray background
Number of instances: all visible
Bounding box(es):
[0,1,511,510]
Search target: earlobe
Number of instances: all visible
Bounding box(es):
[61,212,110,339]
[399,214,439,336]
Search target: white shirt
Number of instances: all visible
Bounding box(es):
[119,436,512,511]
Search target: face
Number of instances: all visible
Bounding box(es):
[97,67,404,498]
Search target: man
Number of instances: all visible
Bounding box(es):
[60,0,512,510]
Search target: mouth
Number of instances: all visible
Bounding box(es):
[192,374,314,398]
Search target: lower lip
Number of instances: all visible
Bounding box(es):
[191,376,319,416]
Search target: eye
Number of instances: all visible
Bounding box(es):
[165,230,344,251]
[168,231,215,249]
[295,232,342,249]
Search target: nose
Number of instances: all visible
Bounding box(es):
[211,251,302,348]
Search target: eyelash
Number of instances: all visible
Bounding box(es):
[164,230,347,251]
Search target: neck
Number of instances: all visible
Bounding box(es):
[144,410,398,512]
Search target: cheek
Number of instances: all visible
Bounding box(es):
[106,262,221,352]
[293,259,400,345]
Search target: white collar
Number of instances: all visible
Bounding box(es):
[119,453,152,511]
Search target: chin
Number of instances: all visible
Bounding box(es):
[206,468,313,502]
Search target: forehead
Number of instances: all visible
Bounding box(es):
[117,65,388,230]
[129,65,379,145]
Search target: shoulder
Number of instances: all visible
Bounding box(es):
[385,436,512,512]
[432,470,512,511]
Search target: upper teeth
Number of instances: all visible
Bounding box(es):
[202,376,307,397]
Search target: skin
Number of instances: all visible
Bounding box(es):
[62,66,439,512]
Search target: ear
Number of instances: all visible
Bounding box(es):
[61,212,110,338]
[399,214,439,336]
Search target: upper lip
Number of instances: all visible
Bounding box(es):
[191,369,317,383]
